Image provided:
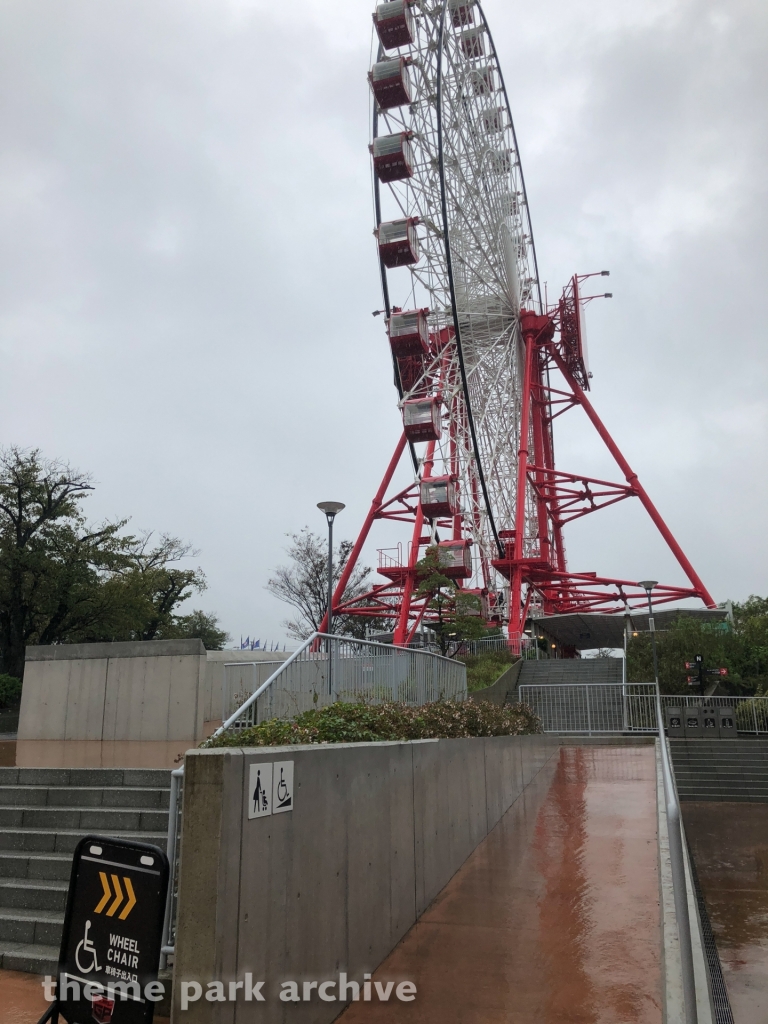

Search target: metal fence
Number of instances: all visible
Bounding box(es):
[519,684,768,736]
[220,632,467,732]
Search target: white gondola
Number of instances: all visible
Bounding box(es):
[460,28,485,59]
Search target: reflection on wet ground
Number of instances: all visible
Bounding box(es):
[0,739,189,769]
[684,802,768,1024]
[0,968,170,1023]
[341,745,661,1024]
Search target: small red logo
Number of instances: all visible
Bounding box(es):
[91,994,115,1023]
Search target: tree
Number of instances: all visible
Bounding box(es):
[626,600,768,695]
[163,610,230,650]
[0,446,225,676]
[415,547,488,655]
[266,528,375,641]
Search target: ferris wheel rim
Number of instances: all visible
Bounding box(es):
[434,0,542,560]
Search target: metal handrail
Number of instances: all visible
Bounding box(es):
[159,765,184,968]
[655,686,698,1024]
[213,631,466,740]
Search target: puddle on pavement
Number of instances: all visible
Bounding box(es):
[683,802,768,1024]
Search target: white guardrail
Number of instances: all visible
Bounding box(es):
[216,632,468,737]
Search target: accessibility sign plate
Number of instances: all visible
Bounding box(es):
[248,760,294,819]
[56,835,169,1024]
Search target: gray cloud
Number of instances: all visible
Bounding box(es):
[0,0,765,643]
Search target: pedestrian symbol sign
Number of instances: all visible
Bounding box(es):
[248,760,294,819]
[249,762,273,818]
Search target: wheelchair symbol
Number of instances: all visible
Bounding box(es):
[75,920,101,974]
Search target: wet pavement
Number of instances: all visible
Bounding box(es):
[0,968,170,1023]
[0,739,189,769]
[683,802,768,1024]
[340,744,662,1024]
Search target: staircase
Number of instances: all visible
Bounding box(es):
[670,738,768,801]
[0,766,171,974]
[510,657,623,699]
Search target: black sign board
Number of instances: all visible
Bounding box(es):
[40,835,169,1024]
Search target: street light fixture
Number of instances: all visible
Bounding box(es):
[317,502,345,638]
[317,502,345,698]
[638,580,659,685]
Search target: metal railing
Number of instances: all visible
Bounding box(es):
[519,683,658,735]
[159,766,184,970]
[520,684,768,737]
[655,689,698,1024]
[217,631,467,736]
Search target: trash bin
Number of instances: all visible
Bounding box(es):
[702,704,719,736]
[665,706,684,737]
[718,706,737,738]
[684,705,703,738]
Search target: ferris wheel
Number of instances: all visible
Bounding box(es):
[372,0,538,577]
[323,0,715,650]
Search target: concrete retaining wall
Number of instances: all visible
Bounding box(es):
[171,732,558,1023]
[18,643,290,742]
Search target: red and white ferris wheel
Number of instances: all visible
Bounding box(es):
[321,0,715,651]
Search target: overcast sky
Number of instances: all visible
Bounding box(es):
[1,0,766,646]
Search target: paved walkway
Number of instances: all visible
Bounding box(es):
[684,801,768,1024]
[341,744,662,1024]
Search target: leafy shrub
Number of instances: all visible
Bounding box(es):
[206,698,541,748]
[459,648,514,691]
[0,674,22,710]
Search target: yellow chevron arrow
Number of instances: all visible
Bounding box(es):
[106,874,123,917]
[94,872,111,914]
[119,877,136,920]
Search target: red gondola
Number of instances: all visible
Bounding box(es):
[456,588,484,617]
[437,539,472,579]
[449,0,474,27]
[388,309,429,357]
[460,28,485,59]
[371,132,414,183]
[471,66,495,96]
[420,475,459,518]
[481,107,504,134]
[369,57,412,110]
[377,218,420,268]
[402,397,441,442]
[373,0,415,50]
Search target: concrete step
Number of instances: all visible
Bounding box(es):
[0,938,59,975]
[0,851,73,881]
[0,827,168,853]
[0,767,172,788]
[0,805,168,832]
[0,785,170,808]
[0,907,63,946]
[0,878,67,912]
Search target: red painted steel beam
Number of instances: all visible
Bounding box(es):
[319,432,408,633]
[549,348,716,608]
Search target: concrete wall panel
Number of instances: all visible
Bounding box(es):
[171,734,558,1024]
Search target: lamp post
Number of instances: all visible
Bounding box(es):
[638,580,659,684]
[317,501,345,695]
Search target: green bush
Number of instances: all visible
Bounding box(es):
[459,648,514,691]
[0,674,22,710]
[206,698,541,748]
